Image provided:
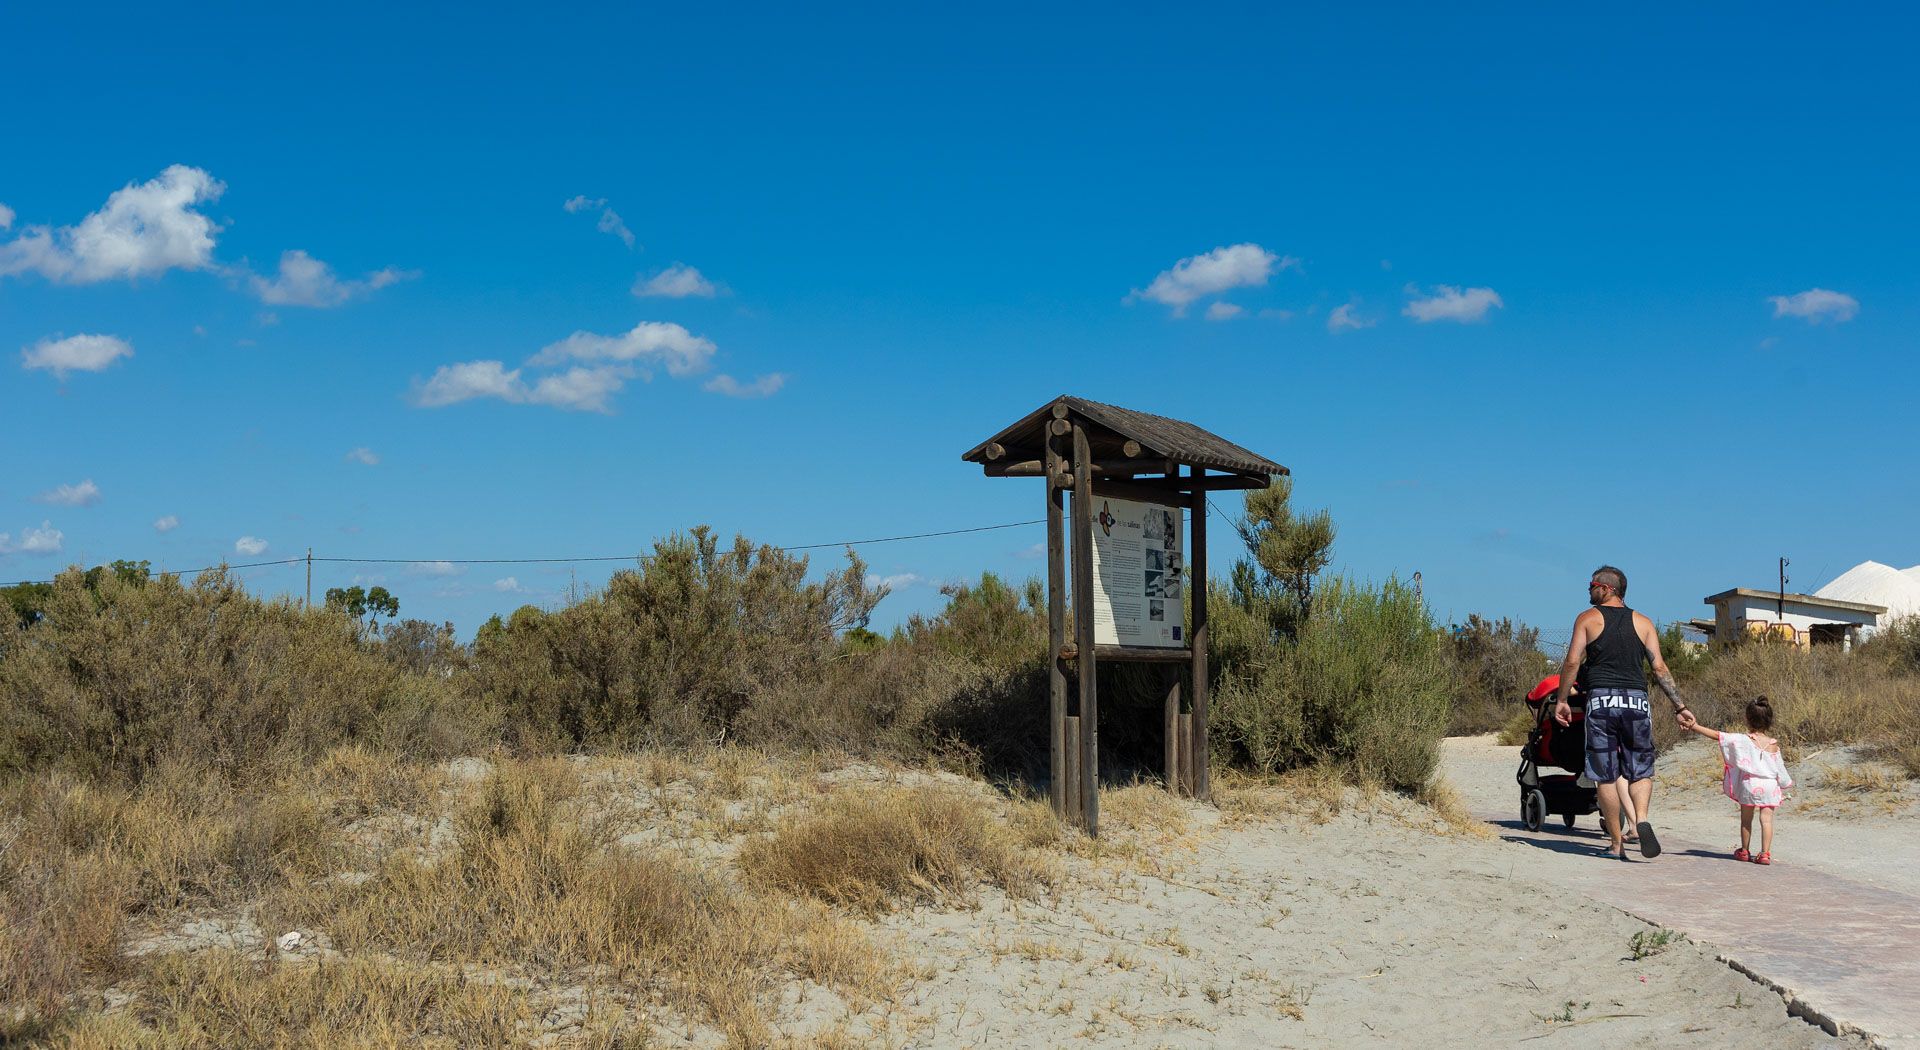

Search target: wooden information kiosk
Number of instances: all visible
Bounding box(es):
[962,396,1286,834]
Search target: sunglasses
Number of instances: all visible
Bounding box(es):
[1588,581,1609,590]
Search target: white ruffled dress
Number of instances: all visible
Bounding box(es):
[1721,732,1793,808]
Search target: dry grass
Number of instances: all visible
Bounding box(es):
[1817,762,1903,796]
[1214,764,1357,827]
[272,759,893,1045]
[1669,643,1920,778]
[1097,783,1193,842]
[53,950,538,1048]
[1494,707,1535,747]
[1663,740,1730,791]
[4,754,910,1048]
[737,783,1052,915]
[1,761,342,1036]
[1414,777,1495,839]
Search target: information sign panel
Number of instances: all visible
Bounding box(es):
[1089,495,1184,648]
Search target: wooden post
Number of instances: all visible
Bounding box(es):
[1176,713,1193,794]
[1189,488,1211,801]
[1071,420,1099,835]
[1045,424,1068,818]
[1163,665,1182,795]
[1064,716,1081,821]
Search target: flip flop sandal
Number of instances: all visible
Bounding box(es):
[1635,822,1661,858]
[1733,848,1751,862]
[1754,852,1771,865]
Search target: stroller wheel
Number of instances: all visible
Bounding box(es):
[1522,789,1546,832]
[1561,813,1577,828]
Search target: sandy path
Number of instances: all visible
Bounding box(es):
[1442,734,1920,897]
[821,791,1857,1048]
[1440,735,1920,1046]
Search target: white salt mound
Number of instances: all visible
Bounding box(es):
[1815,560,1920,626]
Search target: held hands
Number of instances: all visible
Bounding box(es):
[1675,708,1696,729]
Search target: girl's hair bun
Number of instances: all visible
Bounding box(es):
[1745,695,1775,730]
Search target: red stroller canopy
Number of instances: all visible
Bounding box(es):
[1526,674,1561,703]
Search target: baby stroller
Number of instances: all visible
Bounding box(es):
[1516,674,1598,831]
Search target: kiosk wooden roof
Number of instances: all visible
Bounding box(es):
[960,396,1284,835]
[962,395,1287,489]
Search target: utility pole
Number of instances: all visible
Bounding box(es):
[306,547,313,609]
[1778,556,1789,620]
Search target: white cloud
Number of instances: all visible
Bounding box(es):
[1768,288,1858,324]
[703,373,786,399]
[344,447,380,466]
[1328,302,1374,333]
[0,521,64,556]
[413,360,525,408]
[249,249,413,307]
[0,203,12,229]
[415,323,728,413]
[1131,243,1298,316]
[154,515,180,533]
[865,572,928,591]
[37,479,101,507]
[235,536,268,556]
[1204,302,1244,321]
[526,366,632,413]
[493,576,526,593]
[21,333,134,378]
[0,522,64,560]
[411,360,633,413]
[0,165,225,283]
[1404,285,1504,323]
[410,561,461,577]
[633,263,718,298]
[563,195,635,248]
[530,321,715,376]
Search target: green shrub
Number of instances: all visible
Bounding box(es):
[469,527,883,749]
[0,568,489,780]
[1214,577,1455,791]
[1445,614,1553,736]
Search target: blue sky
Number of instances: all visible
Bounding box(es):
[4,4,1917,641]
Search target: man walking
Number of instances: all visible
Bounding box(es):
[1553,565,1691,859]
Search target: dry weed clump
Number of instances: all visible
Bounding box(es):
[1213,765,1356,827]
[54,950,537,1048]
[0,760,344,1036]
[271,760,890,1046]
[1665,642,1920,777]
[1413,777,1495,839]
[1097,783,1193,843]
[738,784,1052,915]
[1494,707,1535,747]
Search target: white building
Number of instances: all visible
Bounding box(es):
[1701,588,1884,649]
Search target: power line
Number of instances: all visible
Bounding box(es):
[2,519,1048,588]
[4,557,306,588]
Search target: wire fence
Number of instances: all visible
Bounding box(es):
[4,505,1714,649]
[2,518,1051,589]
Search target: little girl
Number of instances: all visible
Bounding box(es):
[1680,697,1794,864]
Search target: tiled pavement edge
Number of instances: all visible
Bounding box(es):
[1485,815,1919,1048]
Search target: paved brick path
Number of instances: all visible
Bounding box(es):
[1490,816,1920,1047]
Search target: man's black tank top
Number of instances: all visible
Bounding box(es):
[1579,605,1649,692]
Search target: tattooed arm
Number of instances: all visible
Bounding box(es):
[1638,612,1691,721]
